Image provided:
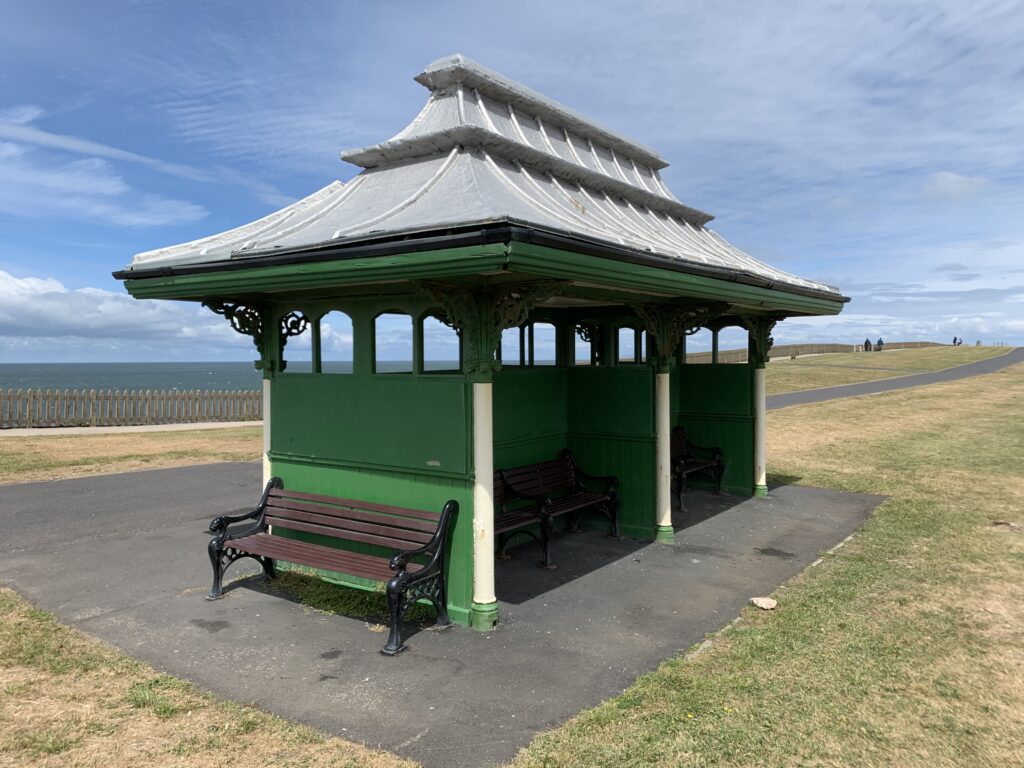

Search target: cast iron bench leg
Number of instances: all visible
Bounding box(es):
[207,538,225,600]
[383,577,407,656]
[540,514,557,569]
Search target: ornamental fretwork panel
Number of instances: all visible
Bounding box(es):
[203,301,310,372]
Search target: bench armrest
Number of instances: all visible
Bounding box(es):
[504,487,550,510]
[574,469,619,495]
[389,499,459,573]
[208,477,282,539]
[686,441,724,462]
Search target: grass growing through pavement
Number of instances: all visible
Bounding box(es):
[511,361,1024,767]
[268,568,437,624]
[765,344,1010,395]
[0,588,415,768]
[0,426,261,485]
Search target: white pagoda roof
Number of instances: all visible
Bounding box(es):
[127,54,838,297]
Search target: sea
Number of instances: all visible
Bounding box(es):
[0,361,452,392]
[0,362,265,392]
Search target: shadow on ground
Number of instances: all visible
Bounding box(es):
[0,463,883,768]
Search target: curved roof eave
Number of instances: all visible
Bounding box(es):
[115,219,849,305]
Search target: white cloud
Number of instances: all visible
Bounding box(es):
[0,105,45,125]
[0,152,206,227]
[0,270,254,360]
[0,105,293,208]
[924,171,989,201]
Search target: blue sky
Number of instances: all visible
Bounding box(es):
[1,1,1022,362]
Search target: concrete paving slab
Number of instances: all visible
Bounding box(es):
[0,463,883,767]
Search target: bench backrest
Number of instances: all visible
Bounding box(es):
[500,455,577,498]
[670,427,691,460]
[265,488,441,551]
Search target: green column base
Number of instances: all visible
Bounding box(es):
[654,525,675,544]
[468,601,499,631]
[754,484,768,498]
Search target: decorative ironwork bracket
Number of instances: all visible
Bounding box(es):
[421,280,562,379]
[203,301,266,354]
[631,303,725,370]
[277,311,310,370]
[739,315,777,366]
[574,322,606,366]
[203,301,310,373]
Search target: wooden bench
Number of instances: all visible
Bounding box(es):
[495,450,619,569]
[206,477,458,656]
[671,427,725,507]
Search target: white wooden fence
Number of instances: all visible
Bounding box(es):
[0,389,262,429]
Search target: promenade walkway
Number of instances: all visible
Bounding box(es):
[768,346,1022,410]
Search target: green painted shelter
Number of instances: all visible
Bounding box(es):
[115,54,848,630]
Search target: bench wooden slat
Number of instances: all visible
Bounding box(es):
[493,451,620,568]
[265,498,438,534]
[545,492,608,515]
[265,515,430,552]
[264,504,434,545]
[208,479,458,656]
[231,533,423,581]
[495,508,540,533]
[270,489,440,523]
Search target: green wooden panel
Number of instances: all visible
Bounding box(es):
[567,366,654,436]
[493,367,567,444]
[269,457,474,625]
[677,414,754,496]
[271,374,469,476]
[567,434,655,539]
[675,362,755,494]
[678,364,753,417]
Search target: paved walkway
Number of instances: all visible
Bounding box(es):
[0,462,881,767]
[768,346,1022,410]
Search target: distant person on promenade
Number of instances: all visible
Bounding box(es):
[953,336,957,346]
[876,337,884,351]
[864,338,872,352]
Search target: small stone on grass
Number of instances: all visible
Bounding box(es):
[750,597,777,610]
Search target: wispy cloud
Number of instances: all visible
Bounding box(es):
[923,171,988,201]
[0,119,217,183]
[0,151,207,227]
[0,106,294,207]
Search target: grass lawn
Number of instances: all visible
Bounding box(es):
[765,344,1011,395]
[0,427,262,485]
[1,359,1021,766]
[511,361,1024,767]
[0,588,413,768]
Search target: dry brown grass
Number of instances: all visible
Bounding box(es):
[0,427,262,485]
[0,588,413,768]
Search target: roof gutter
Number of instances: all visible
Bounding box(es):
[113,221,849,304]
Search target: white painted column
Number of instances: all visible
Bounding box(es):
[654,371,674,543]
[754,366,768,497]
[470,381,499,629]
[261,379,271,486]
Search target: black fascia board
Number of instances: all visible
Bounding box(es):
[112,220,850,304]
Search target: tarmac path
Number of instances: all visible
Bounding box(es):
[0,463,880,767]
[768,346,1022,410]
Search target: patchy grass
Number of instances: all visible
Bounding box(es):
[0,427,261,485]
[511,362,1024,767]
[766,344,1010,394]
[0,588,414,768]
[268,569,437,624]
